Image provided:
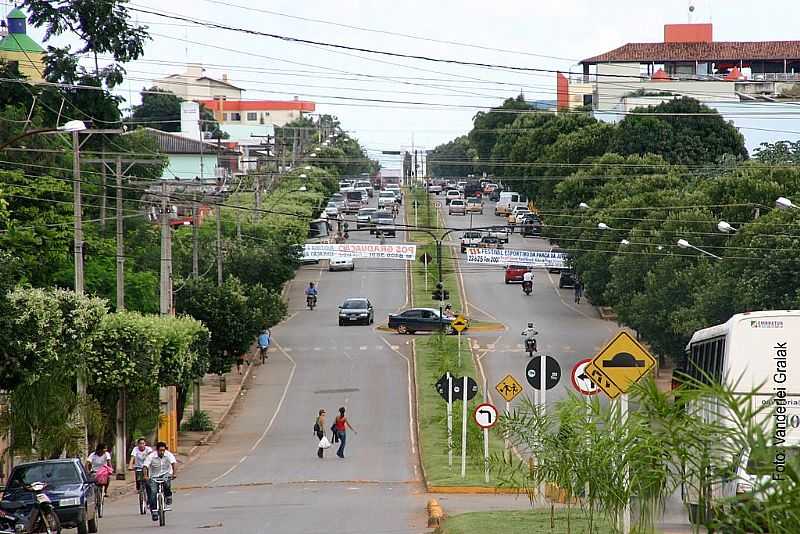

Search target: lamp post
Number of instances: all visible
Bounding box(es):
[717,221,738,233]
[578,202,590,210]
[677,238,721,260]
[776,197,798,210]
[0,120,87,151]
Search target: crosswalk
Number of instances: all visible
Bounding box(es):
[268,344,400,353]
[470,342,601,354]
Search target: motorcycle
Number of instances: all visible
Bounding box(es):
[307,294,317,310]
[524,337,537,357]
[0,482,61,534]
[522,280,533,296]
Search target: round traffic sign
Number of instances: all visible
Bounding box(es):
[571,358,599,396]
[526,356,561,390]
[473,403,498,429]
[433,201,442,208]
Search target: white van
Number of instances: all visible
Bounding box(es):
[495,192,527,216]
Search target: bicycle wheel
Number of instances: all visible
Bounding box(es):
[96,487,104,518]
[138,485,147,515]
[37,510,61,534]
[157,491,166,526]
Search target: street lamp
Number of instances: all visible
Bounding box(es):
[0,120,87,150]
[297,185,307,192]
[677,238,721,260]
[717,220,737,233]
[299,174,308,179]
[620,239,630,246]
[598,222,611,230]
[309,153,317,158]
[578,202,590,210]
[304,166,312,170]
[776,197,798,210]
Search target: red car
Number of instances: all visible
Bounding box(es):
[504,265,529,284]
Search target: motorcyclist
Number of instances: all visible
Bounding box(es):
[522,269,534,294]
[521,322,538,353]
[305,282,318,308]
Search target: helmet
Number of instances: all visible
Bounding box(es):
[309,282,315,287]
[527,322,534,328]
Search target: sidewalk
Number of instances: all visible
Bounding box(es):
[107,353,257,501]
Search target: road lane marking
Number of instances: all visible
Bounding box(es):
[379,336,416,457]
[545,271,615,333]
[207,339,297,487]
[359,345,367,350]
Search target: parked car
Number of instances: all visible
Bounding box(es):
[549,246,567,273]
[369,210,393,234]
[338,298,374,325]
[388,307,455,334]
[460,231,484,253]
[448,199,466,215]
[378,191,397,208]
[465,197,483,214]
[505,265,531,284]
[339,181,353,191]
[488,226,510,244]
[507,207,531,225]
[477,236,503,249]
[558,270,576,288]
[357,207,378,229]
[329,256,355,272]
[427,183,443,194]
[483,183,498,194]
[1,458,98,533]
[355,180,374,197]
[355,188,370,205]
[324,202,340,218]
[375,217,396,237]
[445,190,461,205]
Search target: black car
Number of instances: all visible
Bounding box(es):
[520,215,542,237]
[388,308,455,334]
[2,459,98,533]
[338,298,374,326]
[558,270,576,288]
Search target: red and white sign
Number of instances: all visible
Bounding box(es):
[473,403,498,429]
[571,358,599,396]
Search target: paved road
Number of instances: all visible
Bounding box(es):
[102,196,428,533]
[438,198,615,410]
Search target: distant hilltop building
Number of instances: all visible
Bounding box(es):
[0,7,45,81]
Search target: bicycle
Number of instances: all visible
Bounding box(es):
[152,475,172,527]
[95,483,105,519]
[134,469,147,515]
[259,345,268,364]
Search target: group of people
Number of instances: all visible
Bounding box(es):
[86,438,177,523]
[314,407,356,459]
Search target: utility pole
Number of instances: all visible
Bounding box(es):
[254,175,262,220]
[191,189,201,416]
[115,157,124,310]
[216,203,223,286]
[73,130,84,295]
[159,181,173,316]
[100,152,107,233]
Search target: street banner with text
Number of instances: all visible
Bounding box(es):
[464,248,567,269]
[303,243,417,261]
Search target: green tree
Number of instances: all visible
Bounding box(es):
[468,94,531,167]
[753,140,800,164]
[610,97,748,165]
[429,136,476,177]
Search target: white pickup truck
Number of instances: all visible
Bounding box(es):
[460,231,484,253]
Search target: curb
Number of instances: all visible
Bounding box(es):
[598,306,618,321]
[427,485,524,495]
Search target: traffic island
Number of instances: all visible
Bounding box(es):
[433,509,615,534]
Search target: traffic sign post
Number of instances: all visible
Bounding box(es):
[452,315,468,367]
[461,375,468,478]
[570,359,599,396]
[473,402,498,429]
[495,374,522,455]
[447,373,453,467]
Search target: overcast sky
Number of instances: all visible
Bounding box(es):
[5,0,800,168]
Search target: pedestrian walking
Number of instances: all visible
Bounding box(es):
[314,409,329,459]
[574,279,584,304]
[333,406,357,459]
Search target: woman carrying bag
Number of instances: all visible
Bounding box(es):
[314,409,331,458]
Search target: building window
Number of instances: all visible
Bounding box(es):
[246,112,258,121]
[230,112,241,121]
[264,112,270,116]
[223,113,228,121]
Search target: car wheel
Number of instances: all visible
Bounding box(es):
[350,265,355,271]
[339,319,344,326]
[505,279,510,284]
[397,324,409,334]
[88,513,99,534]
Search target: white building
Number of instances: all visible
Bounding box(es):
[153,63,243,101]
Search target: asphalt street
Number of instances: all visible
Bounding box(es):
[103,196,429,533]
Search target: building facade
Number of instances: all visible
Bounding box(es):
[198,98,316,127]
[153,63,243,101]
[0,8,45,82]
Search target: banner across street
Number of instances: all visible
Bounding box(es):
[303,243,417,261]
[464,248,567,269]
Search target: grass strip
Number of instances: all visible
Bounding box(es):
[434,509,616,534]
[405,187,504,487]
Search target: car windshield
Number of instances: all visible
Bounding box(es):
[358,209,376,215]
[346,192,362,201]
[463,232,481,238]
[451,200,464,205]
[377,218,393,224]
[380,192,395,197]
[467,199,480,204]
[342,300,368,309]
[9,463,81,488]
[508,265,527,270]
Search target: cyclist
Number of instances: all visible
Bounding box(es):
[128,438,152,494]
[86,443,113,493]
[258,328,271,362]
[143,441,177,522]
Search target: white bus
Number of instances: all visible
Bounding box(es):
[681,310,800,521]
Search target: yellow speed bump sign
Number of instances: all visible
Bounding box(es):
[452,315,468,333]
[590,331,656,399]
[495,374,523,403]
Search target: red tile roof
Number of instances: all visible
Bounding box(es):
[198,99,316,112]
[581,41,800,64]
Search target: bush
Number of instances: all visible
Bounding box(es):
[182,410,214,432]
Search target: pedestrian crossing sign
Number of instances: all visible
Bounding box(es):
[495,374,523,403]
